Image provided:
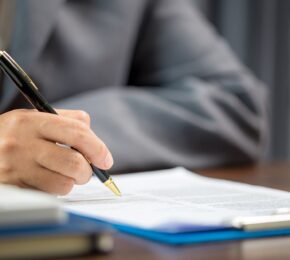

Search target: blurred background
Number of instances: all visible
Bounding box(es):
[1,0,289,164]
[194,0,290,163]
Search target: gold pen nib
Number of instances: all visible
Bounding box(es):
[104,177,122,196]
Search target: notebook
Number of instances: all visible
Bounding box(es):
[0,184,66,227]
[0,213,114,259]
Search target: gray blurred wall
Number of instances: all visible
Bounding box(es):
[194,0,290,162]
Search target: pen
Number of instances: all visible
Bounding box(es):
[0,50,121,196]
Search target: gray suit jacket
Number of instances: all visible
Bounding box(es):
[1,0,268,172]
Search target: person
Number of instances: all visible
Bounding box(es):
[0,0,267,195]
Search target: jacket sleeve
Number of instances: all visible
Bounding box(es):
[55,0,268,173]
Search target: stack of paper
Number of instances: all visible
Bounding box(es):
[62,167,290,240]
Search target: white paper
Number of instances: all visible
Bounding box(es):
[61,168,290,231]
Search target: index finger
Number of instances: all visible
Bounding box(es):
[36,113,113,170]
[56,109,91,126]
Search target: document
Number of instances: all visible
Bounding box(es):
[61,168,290,232]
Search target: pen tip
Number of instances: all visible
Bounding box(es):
[104,177,122,197]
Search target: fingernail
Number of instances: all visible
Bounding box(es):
[104,152,114,168]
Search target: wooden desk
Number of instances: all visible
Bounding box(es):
[72,162,290,260]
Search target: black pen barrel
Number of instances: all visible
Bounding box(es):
[91,164,110,183]
[0,52,56,114]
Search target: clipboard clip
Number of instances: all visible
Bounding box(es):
[231,208,290,231]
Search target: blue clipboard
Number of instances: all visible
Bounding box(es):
[70,213,290,245]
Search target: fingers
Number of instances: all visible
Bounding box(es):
[20,165,75,195]
[37,113,113,170]
[0,109,101,195]
[35,140,92,185]
[56,109,91,126]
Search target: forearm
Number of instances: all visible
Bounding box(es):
[54,0,268,173]
[53,79,267,173]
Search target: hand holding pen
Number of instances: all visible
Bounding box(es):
[0,51,121,196]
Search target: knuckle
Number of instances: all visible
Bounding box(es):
[9,109,28,115]
[9,112,29,125]
[84,168,92,182]
[79,168,92,185]
[38,118,49,132]
[38,116,57,133]
[17,109,30,113]
[0,161,13,174]
[59,178,74,195]
[0,137,18,154]
[74,124,89,145]
[69,152,85,173]
[67,152,91,185]
[75,110,90,124]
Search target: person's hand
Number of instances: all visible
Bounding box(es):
[0,109,113,195]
